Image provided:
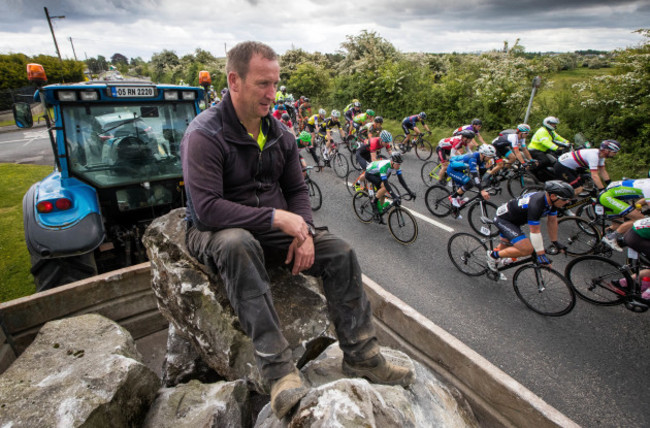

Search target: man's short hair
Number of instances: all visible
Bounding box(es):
[226,41,278,81]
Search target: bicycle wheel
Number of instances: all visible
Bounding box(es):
[388,207,418,244]
[425,185,452,217]
[345,170,360,196]
[564,255,628,305]
[415,138,433,161]
[512,265,576,316]
[420,160,441,186]
[518,184,545,197]
[556,217,600,256]
[331,152,349,178]
[307,179,322,211]
[467,200,499,237]
[447,232,489,276]
[350,150,362,171]
[392,135,406,152]
[507,171,539,198]
[352,191,374,223]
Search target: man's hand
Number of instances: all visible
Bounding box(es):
[286,236,315,275]
[480,189,490,200]
[273,209,309,243]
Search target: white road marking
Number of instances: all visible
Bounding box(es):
[403,206,455,233]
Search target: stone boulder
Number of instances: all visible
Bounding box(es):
[142,208,335,393]
[255,345,479,427]
[0,314,159,427]
[143,379,250,428]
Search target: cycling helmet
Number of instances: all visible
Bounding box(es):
[374,116,384,124]
[390,152,403,164]
[280,85,286,92]
[221,88,228,96]
[545,180,574,199]
[471,118,482,126]
[353,101,361,108]
[352,98,359,103]
[460,129,476,139]
[304,97,310,103]
[281,113,290,121]
[517,123,531,133]
[419,112,427,119]
[366,109,375,116]
[331,109,341,118]
[300,95,305,101]
[380,130,393,143]
[478,144,497,158]
[298,131,311,143]
[318,108,326,116]
[277,104,286,110]
[600,139,621,153]
[543,116,560,130]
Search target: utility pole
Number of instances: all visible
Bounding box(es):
[44,7,65,63]
[524,76,542,125]
[68,37,78,61]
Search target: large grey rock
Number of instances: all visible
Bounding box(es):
[255,345,479,428]
[143,379,250,428]
[143,208,335,393]
[0,314,159,428]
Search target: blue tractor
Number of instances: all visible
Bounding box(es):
[13,63,206,291]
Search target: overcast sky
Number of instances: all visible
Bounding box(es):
[1,0,648,61]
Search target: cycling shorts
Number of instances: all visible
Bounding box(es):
[597,187,640,217]
[553,162,582,188]
[306,123,317,133]
[494,217,528,244]
[436,146,449,163]
[365,172,383,190]
[401,122,415,135]
[624,228,650,258]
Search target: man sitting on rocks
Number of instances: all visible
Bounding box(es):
[180,41,415,419]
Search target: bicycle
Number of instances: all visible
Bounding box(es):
[447,227,576,317]
[393,131,433,161]
[315,133,349,178]
[352,185,418,244]
[424,181,500,237]
[564,246,650,313]
[304,166,322,211]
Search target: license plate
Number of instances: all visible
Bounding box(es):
[110,86,156,98]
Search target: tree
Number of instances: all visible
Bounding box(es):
[150,49,180,81]
[0,53,30,89]
[337,30,398,74]
[111,53,128,65]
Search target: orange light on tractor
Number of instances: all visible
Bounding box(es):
[198,70,211,87]
[27,63,47,83]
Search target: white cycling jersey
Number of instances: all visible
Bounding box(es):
[558,148,604,171]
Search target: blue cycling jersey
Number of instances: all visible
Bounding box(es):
[449,152,485,174]
[402,115,424,127]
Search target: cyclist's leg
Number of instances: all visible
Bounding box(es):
[489,218,531,260]
[401,122,412,147]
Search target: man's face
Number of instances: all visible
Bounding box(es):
[473,124,482,132]
[229,54,280,121]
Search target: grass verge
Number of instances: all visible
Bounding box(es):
[0,163,53,302]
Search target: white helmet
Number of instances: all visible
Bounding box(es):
[280,85,286,92]
[543,116,560,130]
[318,108,326,116]
[331,109,341,118]
[478,144,497,158]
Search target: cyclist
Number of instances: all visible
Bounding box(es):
[554,139,620,195]
[360,116,384,141]
[400,112,431,151]
[296,132,310,178]
[307,108,327,145]
[436,130,476,184]
[487,180,574,276]
[298,97,312,131]
[296,130,321,166]
[272,103,286,120]
[453,118,485,149]
[279,113,295,136]
[616,218,650,299]
[319,110,346,161]
[275,85,288,104]
[597,176,650,251]
[353,130,394,191]
[365,152,416,219]
[528,116,570,171]
[344,101,362,135]
[351,109,376,137]
[446,144,497,211]
[491,124,533,166]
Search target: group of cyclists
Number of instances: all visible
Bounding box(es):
[271,90,648,294]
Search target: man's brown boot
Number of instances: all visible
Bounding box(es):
[270,368,308,419]
[342,353,415,387]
